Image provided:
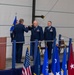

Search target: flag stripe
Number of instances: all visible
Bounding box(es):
[22,48,32,75]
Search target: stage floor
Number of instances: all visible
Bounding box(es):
[5,53,68,70]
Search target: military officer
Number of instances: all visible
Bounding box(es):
[44,21,56,59]
[13,19,28,63]
[28,20,44,59]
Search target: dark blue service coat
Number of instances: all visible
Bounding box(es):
[13,23,28,43]
[28,25,44,41]
[44,26,56,41]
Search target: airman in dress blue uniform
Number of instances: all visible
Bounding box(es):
[44,21,56,59]
[13,19,28,63]
[28,20,44,59]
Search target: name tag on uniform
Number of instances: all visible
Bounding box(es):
[37,29,40,32]
[50,28,53,32]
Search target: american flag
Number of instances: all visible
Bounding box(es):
[22,48,32,75]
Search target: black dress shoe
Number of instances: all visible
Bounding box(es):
[16,61,23,63]
[30,56,34,61]
[20,61,23,63]
[49,57,51,60]
[31,59,33,61]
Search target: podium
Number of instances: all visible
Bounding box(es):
[0,37,7,70]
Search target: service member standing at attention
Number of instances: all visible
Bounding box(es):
[13,19,28,63]
[44,21,56,60]
[28,20,44,60]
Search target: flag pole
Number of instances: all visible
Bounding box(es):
[12,40,16,69]
[15,12,17,16]
[68,38,72,60]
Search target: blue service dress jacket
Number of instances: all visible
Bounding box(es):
[44,26,56,41]
[28,25,44,41]
[13,24,28,43]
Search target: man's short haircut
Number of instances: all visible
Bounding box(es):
[48,21,52,24]
[19,19,24,23]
